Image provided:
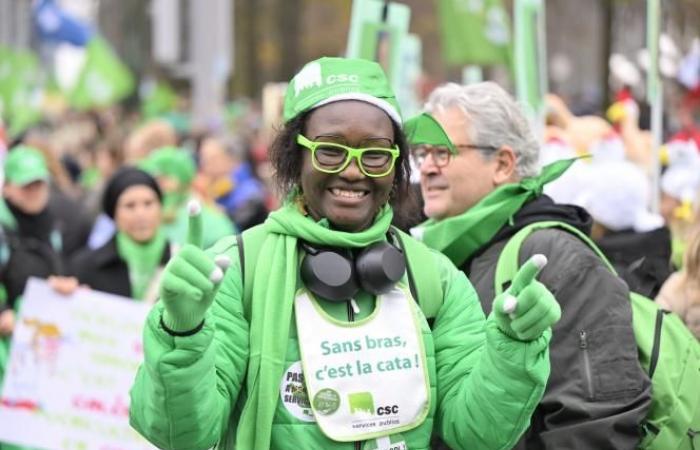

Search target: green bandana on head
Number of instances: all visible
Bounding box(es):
[404,112,457,154]
[412,158,577,268]
[283,57,402,125]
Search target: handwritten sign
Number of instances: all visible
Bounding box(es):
[0,278,157,450]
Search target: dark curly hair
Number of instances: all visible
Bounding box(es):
[268,110,418,229]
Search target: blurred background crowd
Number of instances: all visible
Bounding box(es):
[1,0,700,384]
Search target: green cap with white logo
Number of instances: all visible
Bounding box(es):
[4,145,50,186]
[283,57,402,125]
[404,112,457,154]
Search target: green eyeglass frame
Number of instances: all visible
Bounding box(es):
[296,134,400,178]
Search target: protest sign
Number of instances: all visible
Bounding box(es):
[0,278,156,450]
[346,0,413,114]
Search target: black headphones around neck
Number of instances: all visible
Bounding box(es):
[299,232,406,302]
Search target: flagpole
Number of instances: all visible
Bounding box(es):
[514,0,546,141]
[647,0,662,214]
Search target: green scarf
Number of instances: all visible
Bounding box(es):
[413,159,575,268]
[236,202,393,450]
[115,230,167,300]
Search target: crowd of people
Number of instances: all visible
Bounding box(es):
[0,53,699,450]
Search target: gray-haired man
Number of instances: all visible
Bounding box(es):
[408,82,651,449]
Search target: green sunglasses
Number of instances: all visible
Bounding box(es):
[296,134,400,178]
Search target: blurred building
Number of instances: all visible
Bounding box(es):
[0,0,32,48]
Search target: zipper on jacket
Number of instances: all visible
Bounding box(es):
[579,330,594,400]
[347,300,362,450]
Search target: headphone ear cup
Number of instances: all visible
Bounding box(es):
[355,241,406,295]
[300,248,359,302]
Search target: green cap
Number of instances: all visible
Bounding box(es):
[404,113,457,154]
[140,146,196,186]
[3,145,50,186]
[283,57,402,124]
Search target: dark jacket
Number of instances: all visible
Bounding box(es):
[465,195,652,450]
[0,192,90,309]
[596,226,673,299]
[70,236,172,300]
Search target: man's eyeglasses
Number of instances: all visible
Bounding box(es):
[410,144,500,168]
[296,134,399,178]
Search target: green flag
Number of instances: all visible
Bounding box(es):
[438,0,511,66]
[0,47,44,137]
[69,37,134,110]
[141,81,178,119]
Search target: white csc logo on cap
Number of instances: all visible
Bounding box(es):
[326,74,359,84]
[294,62,323,96]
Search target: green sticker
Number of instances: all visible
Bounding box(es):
[313,388,341,416]
[348,391,375,415]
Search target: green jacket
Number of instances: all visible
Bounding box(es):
[129,225,551,450]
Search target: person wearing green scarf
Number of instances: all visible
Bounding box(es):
[130,57,560,450]
[71,167,170,302]
[408,81,652,449]
[140,146,236,248]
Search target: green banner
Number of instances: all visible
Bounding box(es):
[438,0,511,66]
[346,0,412,113]
[358,22,400,80]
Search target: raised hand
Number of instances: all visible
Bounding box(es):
[160,200,231,333]
[493,254,561,341]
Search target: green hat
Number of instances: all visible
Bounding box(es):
[140,146,196,186]
[404,113,457,154]
[3,145,50,186]
[283,57,402,124]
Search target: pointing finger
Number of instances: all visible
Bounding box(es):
[214,254,231,271]
[187,200,203,248]
[508,254,547,297]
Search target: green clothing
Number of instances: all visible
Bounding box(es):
[671,235,686,270]
[116,230,167,300]
[0,199,17,230]
[130,208,552,450]
[163,199,236,249]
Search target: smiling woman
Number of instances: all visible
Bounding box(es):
[300,101,396,232]
[130,56,560,450]
[269,102,412,232]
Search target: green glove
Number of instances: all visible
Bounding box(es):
[160,201,231,333]
[492,254,561,341]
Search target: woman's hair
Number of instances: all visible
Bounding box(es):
[268,109,415,227]
[684,227,700,283]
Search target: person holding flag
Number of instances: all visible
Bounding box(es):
[407,81,652,449]
[129,57,560,450]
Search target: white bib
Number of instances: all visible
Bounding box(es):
[294,286,430,442]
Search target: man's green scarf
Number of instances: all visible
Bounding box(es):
[116,230,166,300]
[413,159,575,268]
[236,202,393,450]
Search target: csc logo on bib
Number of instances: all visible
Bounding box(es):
[376,405,399,416]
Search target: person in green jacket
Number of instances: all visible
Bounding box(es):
[140,146,236,248]
[129,57,561,450]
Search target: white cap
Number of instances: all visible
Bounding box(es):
[576,161,663,232]
[661,167,700,202]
